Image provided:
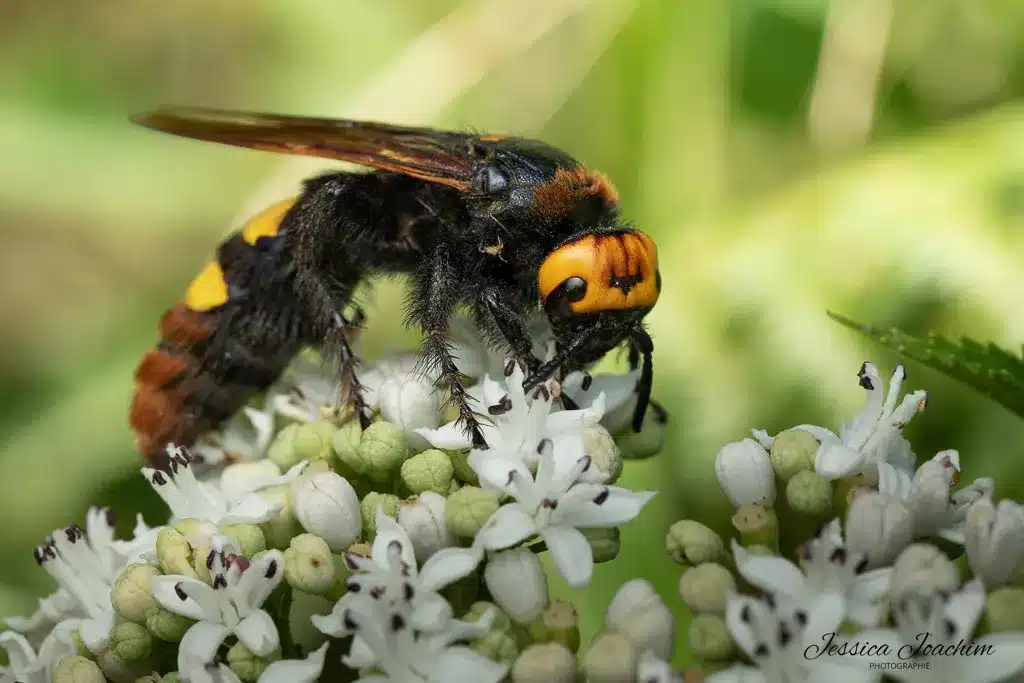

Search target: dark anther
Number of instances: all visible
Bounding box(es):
[795,610,808,627]
[857,362,874,390]
[814,521,829,538]
[104,508,118,527]
[754,643,769,658]
[207,551,216,571]
[64,527,78,543]
[391,614,406,632]
[533,386,550,401]
[853,556,869,575]
[343,552,363,571]
[944,619,957,639]
[541,498,558,510]
[778,623,792,648]
[342,611,357,631]
[504,359,516,377]
[800,543,813,562]
[581,373,593,391]
[151,471,167,486]
[506,471,516,486]
[175,583,188,601]
[388,540,403,556]
[537,438,552,454]
[829,547,847,565]
[264,559,278,579]
[740,605,752,623]
[370,586,385,600]
[403,583,415,601]
[488,395,513,416]
[578,455,592,472]
[33,547,45,565]
[347,581,360,593]
[212,575,228,590]
[764,593,776,609]
[593,489,610,505]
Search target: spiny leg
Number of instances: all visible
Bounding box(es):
[480,289,541,375]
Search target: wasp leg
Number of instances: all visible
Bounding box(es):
[411,246,488,448]
[480,289,541,375]
[521,325,602,395]
[630,327,654,432]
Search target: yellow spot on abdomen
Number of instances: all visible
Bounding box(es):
[241,197,297,245]
[184,261,229,311]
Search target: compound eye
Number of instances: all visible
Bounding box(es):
[472,165,509,196]
[562,276,588,302]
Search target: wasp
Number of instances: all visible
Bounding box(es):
[129,108,663,468]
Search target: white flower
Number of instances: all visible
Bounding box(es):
[887,543,960,604]
[313,506,483,636]
[604,579,675,660]
[964,497,1024,588]
[471,439,655,588]
[144,447,288,526]
[193,405,275,467]
[484,548,549,624]
[715,439,776,508]
[732,521,891,627]
[218,459,303,505]
[292,471,362,551]
[32,523,119,654]
[877,455,965,543]
[856,580,1024,683]
[151,550,284,671]
[2,589,76,635]
[325,595,509,683]
[181,642,328,683]
[110,513,161,566]
[269,353,347,423]
[0,625,78,683]
[765,363,926,484]
[707,592,878,683]
[845,490,915,568]
[447,312,552,381]
[398,492,455,563]
[360,355,441,450]
[561,369,641,434]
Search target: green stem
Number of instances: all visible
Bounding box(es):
[273,583,296,659]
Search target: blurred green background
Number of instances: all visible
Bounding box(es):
[1,0,1023,667]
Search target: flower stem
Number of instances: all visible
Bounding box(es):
[270,582,296,659]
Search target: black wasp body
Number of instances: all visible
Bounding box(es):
[129,110,663,467]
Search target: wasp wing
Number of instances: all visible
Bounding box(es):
[133,107,476,191]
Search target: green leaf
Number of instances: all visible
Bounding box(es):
[829,311,1024,420]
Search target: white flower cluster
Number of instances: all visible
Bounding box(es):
[669,361,1024,683]
[1,315,676,683]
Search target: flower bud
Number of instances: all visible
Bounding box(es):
[332,420,363,471]
[582,527,620,563]
[665,520,724,568]
[377,370,442,450]
[484,548,549,624]
[616,406,667,461]
[678,563,735,615]
[889,543,960,604]
[292,472,362,550]
[284,534,335,595]
[218,524,267,559]
[583,425,623,482]
[845,491,914,568]
[984,587,1024,632]
[688,613,736,662]
[466,601,513,634]
[527,600,581,653]
[111,563,161,623]
[227,641,277,682]
[219,459,282,503]
[268,422,329,470]
[785,471,833,518]
[715,439,775,508]
[965,498,1024,588]
[52,655,106,683]
[446,486,501,538]
[400,449,454,496]
[471,628,520,663]
[731,503,778,551]
[447,449,479,486]
[98,649,147,683]
[360,492,400,540]
[155,528,197,578]
[398,492,454,562]
[769,429,818,481]
[512,642,577,683]
[259,484,303,550]
[146,607,193,643]
[109,622,153,662]
[583,630,638,683]
[604,579,674,660]
[357,421,411,477]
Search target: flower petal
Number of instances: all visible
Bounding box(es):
[427,645,509,683]
[476,504,538,550]
[724,594,767,660]
[731,540,807,597]
[411,593,454,631]
[966,633,1024,683]
[258,643,329,683]
[220,493,282,525]
[235,609,280,657]
[177,620,231,671]
[371,508,418,572]
[703,664,767,683]
[815,443,865,479]
[418,546,484,592]
[468,450,531,495]
[542,525,593,588]
[944,579,985,638]
[151,576,217,621]
[416,424,472,451]
[555,488,656,528]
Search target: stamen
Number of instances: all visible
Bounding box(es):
[174,583,188,601]
[342,610,357,631]
[794,610,808,627]
[488,395,513,416]
[403,583,414,601]
[103,508,117,527]
[853,557,869,575]
[151,471,167,486]
[533,386,550,401]
[212,575,227,590]
[347,581,360,593]
[593,489,610,505]
[264,559,277,579]
[391,614,406,632]
[944,618,956,639]
[740,605,752,623]
[829,547,847,565]
[504,359,516,377]
[536,438,552,454]
[541,498,558,510]
[207,551,216,571]
[778,623,792,648]
[581,374,593,391]
[754,643,769,658]
[370,586,385,600]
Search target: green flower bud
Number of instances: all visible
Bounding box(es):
[447,449,479,486]
[259,484,303,550]
[155,528,197,578]
[219,524,267,559]
[332,420,364,472]
[583,425,622,483]
[785,471,833,518]
[731,503,778,552]
[678,563,735,615]
[400,449,455,495]
[445,486,500,538]
[111,563,162,623]
[466,601,513,633]
[688,613,736,662]
[146,607,194,642]
[665,520,725,568]
[358,421,411,476]
[284,534,336,595]
[984,587,1024,633]
[615,408,667,460]
[512,642,577,683]
[527,600,581,653]
[471,628,519,663]
[769,429,818,481]
[583,630,638,683]
[304,459,333,475]
[360,492,400,540]
[267,423,305,470]
[110,622,153,662]
[227,641,279,682]
[582,527,621,563]
[52,655,106,683]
